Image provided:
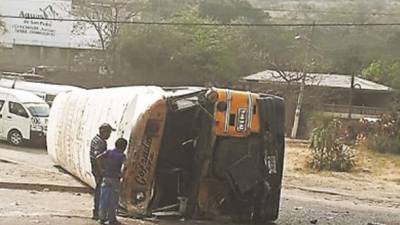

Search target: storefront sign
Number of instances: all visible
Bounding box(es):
[0,0,99,49]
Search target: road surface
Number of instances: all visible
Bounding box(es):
[0,143,399,225]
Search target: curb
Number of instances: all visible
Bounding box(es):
[0,181,91,194]
[285,185,348,197]
[285,138,310,145]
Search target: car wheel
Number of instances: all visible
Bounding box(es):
[8,130,23,146]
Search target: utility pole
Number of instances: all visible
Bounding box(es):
[348,73,355,119]
[290,22,315,139]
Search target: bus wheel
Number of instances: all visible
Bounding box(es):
[8,130,23,146]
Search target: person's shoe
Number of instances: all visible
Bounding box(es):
[99,219,107,225]
[91,215,99,220]
[91,210,99,220]
[108,220,121,225]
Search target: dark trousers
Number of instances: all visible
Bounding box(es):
[99,177,120,222]
[93,174,103,217]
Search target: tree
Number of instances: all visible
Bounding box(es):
[199,0,269,23]
[71,0,147,75]
[143,0,269,23]
[116,7,265,85]
[0,19,6,34]
[362,60,400,89]
[72,0,147,50]
[143,0,195,19]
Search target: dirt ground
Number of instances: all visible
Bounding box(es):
[284,142,400,209]
[0,143,87,190]
[1,141,400,225]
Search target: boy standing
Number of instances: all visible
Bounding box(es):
[97,138,127,225]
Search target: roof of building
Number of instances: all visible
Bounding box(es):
[242,70,392,92]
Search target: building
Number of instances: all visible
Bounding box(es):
[0,0,101,74]
[240,69,393,137]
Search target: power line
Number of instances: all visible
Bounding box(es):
[260,7,400,17]
[1,14,400,27]
[147,1,400,17]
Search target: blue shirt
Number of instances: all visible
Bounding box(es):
[103,149,125,178]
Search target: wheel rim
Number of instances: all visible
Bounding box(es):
[10,132,22,145]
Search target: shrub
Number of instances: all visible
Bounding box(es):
[309,119,356,172]
[357,113,400,154]
[367,135,400,153]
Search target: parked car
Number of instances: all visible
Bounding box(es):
[0,87,49,145]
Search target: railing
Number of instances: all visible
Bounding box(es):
[320,104,388,116]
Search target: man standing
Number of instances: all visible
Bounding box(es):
[90,123,115,220]
[97,138,128,225]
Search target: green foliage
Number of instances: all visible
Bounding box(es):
[361,60,400,89]
[80,0,400,87]
[358,113,400,154]
[309,118,356,172]
[144,0,194,20]
[144,0,269,23]
[367,135,400,154]
[117,7,264,84]
[199,0,269,23]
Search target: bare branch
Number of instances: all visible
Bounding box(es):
[266,59,308,85]
[0,19,6,34]
[69,0,145,51]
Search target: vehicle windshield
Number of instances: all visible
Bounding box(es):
[26,104,49,117]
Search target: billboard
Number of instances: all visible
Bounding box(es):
[0,0,100,49]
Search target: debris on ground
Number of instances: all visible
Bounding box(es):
[0,158,18,164]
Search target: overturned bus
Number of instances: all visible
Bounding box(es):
[47,86,285,223]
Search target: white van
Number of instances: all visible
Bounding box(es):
[0,87,49,145]
[0,78,84,106]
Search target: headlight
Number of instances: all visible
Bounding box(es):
[31,118,43,131]
[31,117,39,124]
[206,89,219,103]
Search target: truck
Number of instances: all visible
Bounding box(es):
[47,86,285,223]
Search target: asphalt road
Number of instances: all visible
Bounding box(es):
[0,143,399,225]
